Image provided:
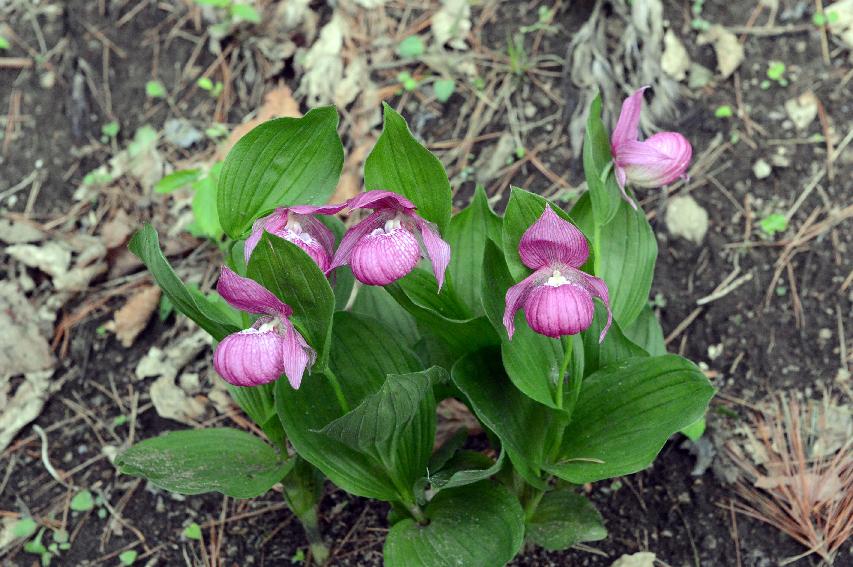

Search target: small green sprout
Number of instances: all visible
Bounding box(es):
[13,518,39,539]
[119,550,139,565]
[205,123,229,139]
[471,76,486,91]
[70,490,95,512]
[765,61,788,87]
[0,36,10,50]
[196,77,224,97]
[714,105,734,118]
[101,121,120,138]
[398,36,425,58]
[183,522,203,540]
[145,80,167,98]
[433,79,455,103]
[812,11,839,26]
[514,146,526,159]
[113,414,128,427]
[396,72,418,92]
[759,213,788,236]
[230,3,261,23]
[291,549,306,563]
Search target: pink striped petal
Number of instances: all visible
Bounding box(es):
[326,211,389,274]
[523,283,595,339]
[615,132,692,188]
[288,203,348,216]
[245,209,289,264]
[350,224,421,285]
[217,266,291,318]
[345,190,416,212]
[611,86,648,151]
[580,274,612,343]
[415,216,451,290]
[245,209,336,272]
[518,206,589,270]
[214,328,287,387]
[503,269,549,340]
[280,321,316,389]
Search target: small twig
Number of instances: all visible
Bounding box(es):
[665,307,703,346]
[32,425,72,488]
[696,272,753,306]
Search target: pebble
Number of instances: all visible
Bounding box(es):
[818,328,833,340]
[665,195,709,244]
[752,159,772,179]
[523,102,537,119]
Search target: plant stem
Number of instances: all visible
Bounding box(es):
[323,368,350,413]
[406,501,429,525]
[554,337,573,409]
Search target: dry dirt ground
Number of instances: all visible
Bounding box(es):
[1,1,851,566]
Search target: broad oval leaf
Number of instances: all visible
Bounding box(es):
[622,304,667,356]
[547,355,715,483]
[570,193,657,327]
[384,481,524,567]
[115,428,292,499]
[128,224,239,341]
[351,285,419,348]
[580,303,648,378]
[445,186,501,314]
[217,107,344,238]
[583,94,622,226]
[364,103,452,231]
[246,232,335,368]
[276,312,421,500]
[527,489,606,551]
[451,349,567,488]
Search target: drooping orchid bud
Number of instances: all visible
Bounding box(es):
[503,206,612,342]
[611,87,692,205]
[244,205,343,272]
[213,267,316,388]
[327,190,451,289]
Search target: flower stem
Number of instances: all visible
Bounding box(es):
[323,368,350,413]
[405,501,429,525]
[554,337,573,409]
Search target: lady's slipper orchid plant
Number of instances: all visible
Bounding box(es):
[212,267,315,389]
[611,86,693,204]
[118,98,714,567]
[327,190,451,288]
[504,206,611,341]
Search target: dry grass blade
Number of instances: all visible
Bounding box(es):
[726,394,853,564]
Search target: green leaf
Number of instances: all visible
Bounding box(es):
[101,121,120,138]
[276,312,421,500]
[155,169,203,193]
[0,36,10,50]
[580,303,648,377]
[527,489,606,550]
[622,305,667,356]
[759,213,788,236]
[188,167,222,240]
[384,481,524,567]
[426,449,505,492]
[217,107,344,238]
[281,457,324,519]
[451,349,566,488]
[13,518,38,539]
[445,186,501,315]
[547,355,715,483]
[119,550,138,565]
[571,193,657,327]
[247,233,335,368]
[397,35,425,58]
[583,95,622,226]
[183,522,202,540]
[116,428,293,498]
[226,382,284,446]
[501,187,586,280]
[386,268,498,357]
[364,104,452,232]
[681,416,706,441]
[319,368,441,500]
[351,285,419,348]
[433,79,456,102]
[145,80,166,98]
[231,3,261,23]
[128,224,239,341]
[70,490,95,512]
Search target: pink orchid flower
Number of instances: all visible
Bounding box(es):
[611,86,692,205]
[326,190,451,289]
[503,206,612,341]
[213,267,315,388]
[244,205,343,272]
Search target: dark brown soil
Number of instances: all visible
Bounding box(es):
[1,1,849,566]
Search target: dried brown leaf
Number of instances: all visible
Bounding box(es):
[107,286,161,347]
[218,85,301,158]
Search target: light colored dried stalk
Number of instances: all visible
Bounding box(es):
[726,393,852,565]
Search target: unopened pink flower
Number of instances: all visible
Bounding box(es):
[611,87,692,205]
[503,206,612,342]
[213,267,315,388]
[244,205,343,272]
[327,190,450,288]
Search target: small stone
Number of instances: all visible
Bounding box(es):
[523,102,537,119]
[665,195,709,244]
[784,91,819,130]
[39,71,55,89]
[818,328,833,340]
[702,534,718,550]
[753,159,772,179]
